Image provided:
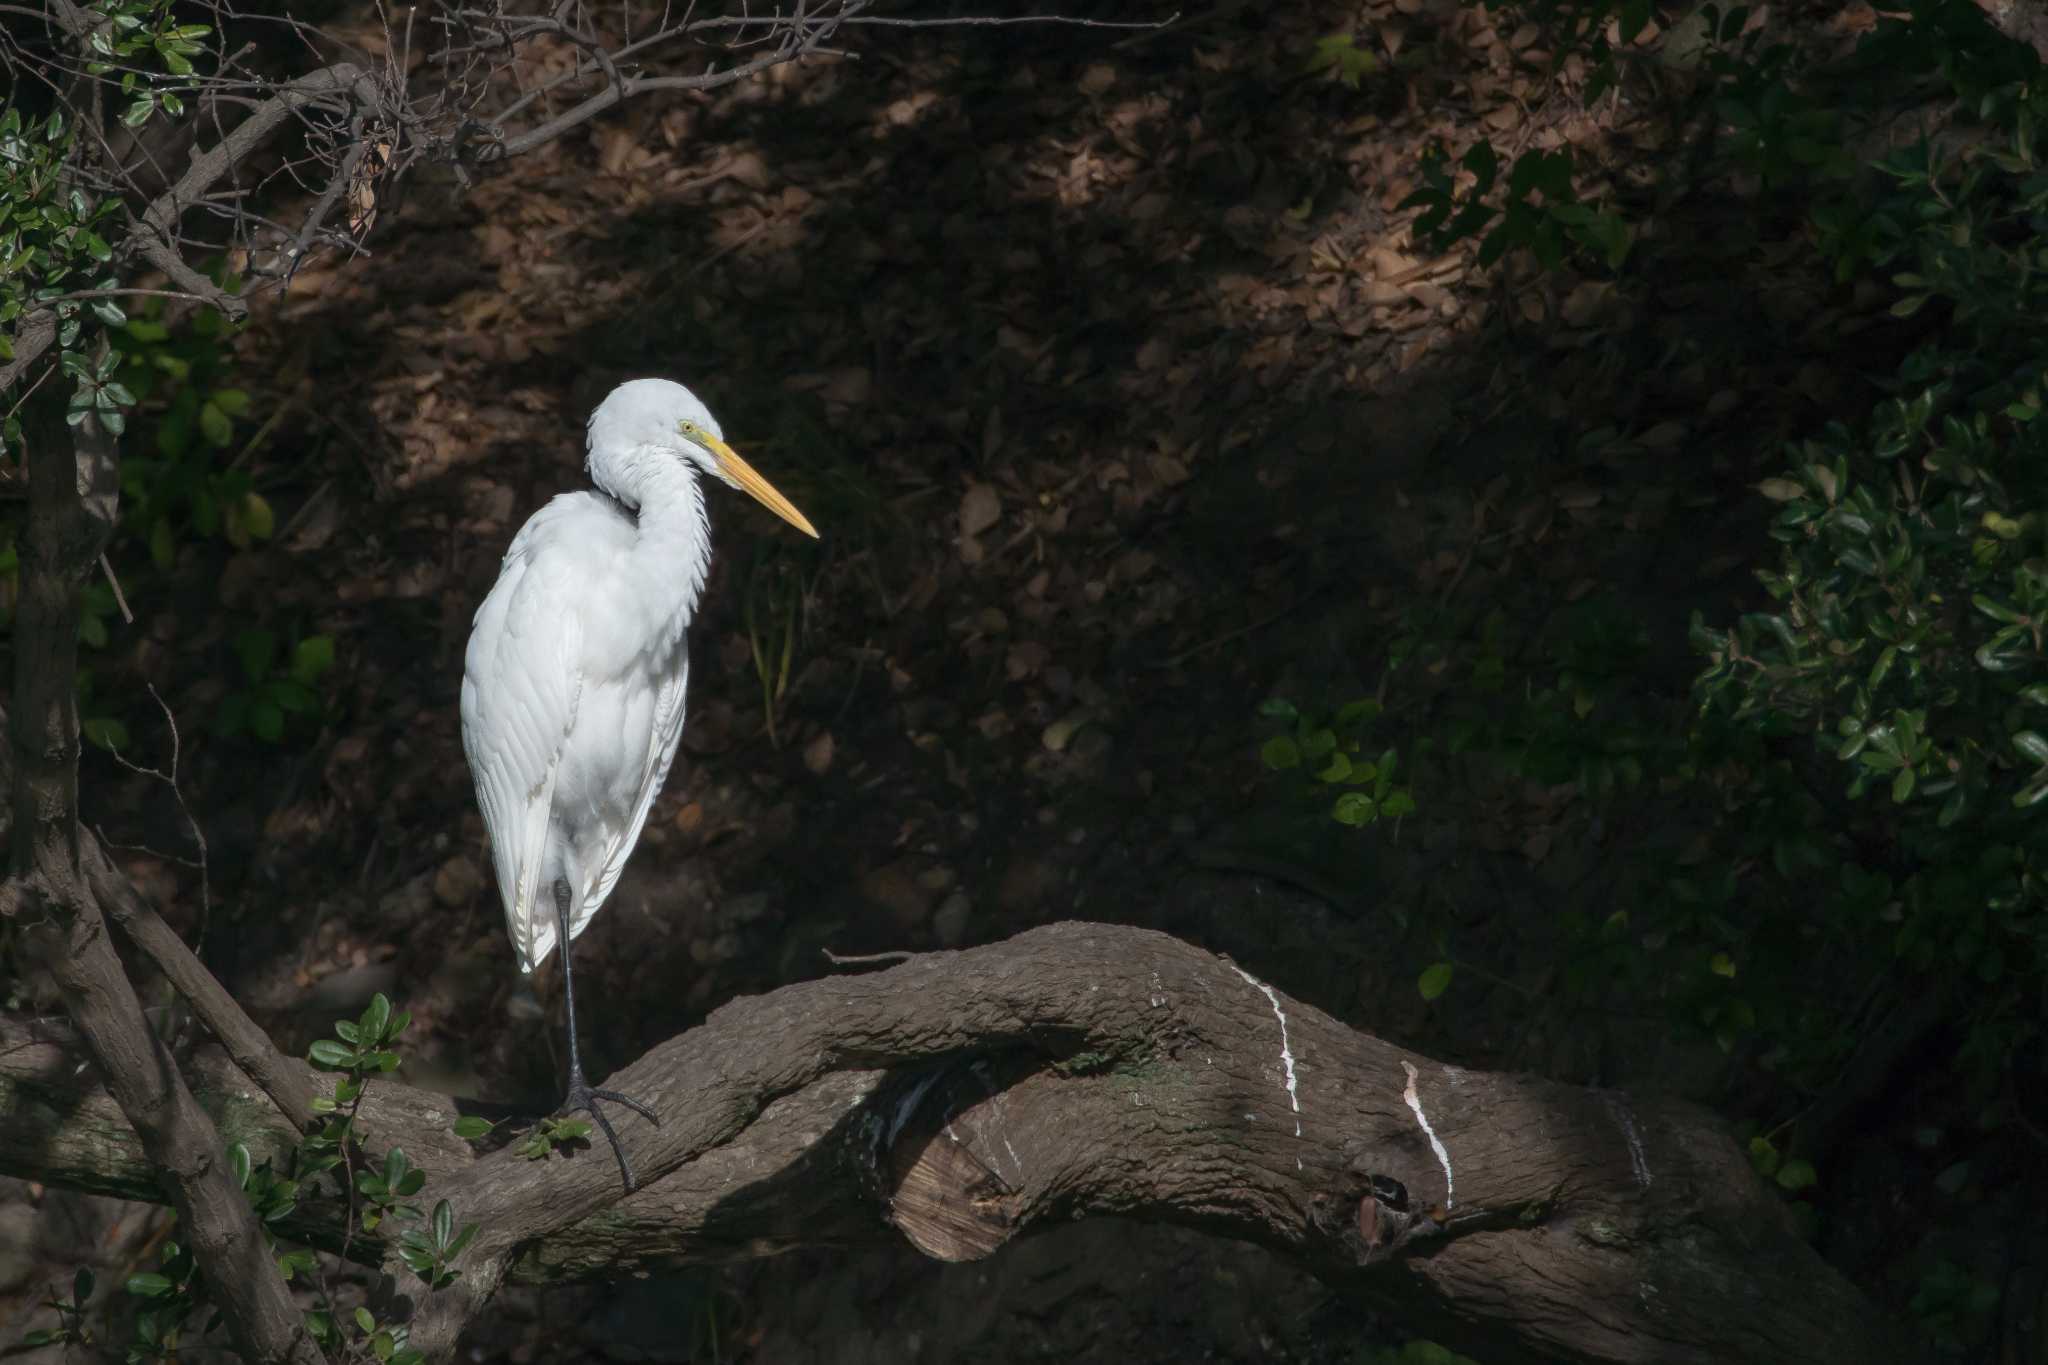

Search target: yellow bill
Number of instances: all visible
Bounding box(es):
[705,434,818,539]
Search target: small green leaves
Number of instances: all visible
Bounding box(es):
[218,629,339,743]
[1256,698,1416,831]
[1417,963,1455,1001]
[452,1115,498,1141]
[398,1199,478,1290]
[126,1273,175,1299]
[308,1039,354,1069]
[1331,792,1376,826]
[515,1116,594,1162]
[1306,33,1379,89]
[357,1147,428,1231]
[22,1266,95,1348]
[294,633,336,682]
[308,992,408,1072]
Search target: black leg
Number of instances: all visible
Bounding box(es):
[553,878,659,1192]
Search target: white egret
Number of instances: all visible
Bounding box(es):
[460,377,817,1190]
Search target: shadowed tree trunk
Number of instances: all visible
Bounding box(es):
[2,920,1903,1365]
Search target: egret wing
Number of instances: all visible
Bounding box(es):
[576,646,689,935]
[461,503,591,973]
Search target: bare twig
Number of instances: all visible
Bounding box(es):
[96,552,133,625]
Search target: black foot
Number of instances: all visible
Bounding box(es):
[561,1078,660,1192]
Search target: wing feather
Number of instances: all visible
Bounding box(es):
[575,645,689,938]
[460,499,594,973]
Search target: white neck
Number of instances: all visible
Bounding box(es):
[590,443,715,620]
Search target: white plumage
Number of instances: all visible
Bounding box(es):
[458,377,815,1188]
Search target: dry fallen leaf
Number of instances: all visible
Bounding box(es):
[803,731,836,775]
[960,482,1001,539]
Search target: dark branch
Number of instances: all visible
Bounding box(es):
[0,915,1908,1365]
[3,376,319,1364]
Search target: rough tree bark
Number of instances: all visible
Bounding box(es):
[1,394,322,1365]
[2,920,1903,1365]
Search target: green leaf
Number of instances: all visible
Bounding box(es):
[1775,1158,1819,1192]
[432,1199,454,1248]
[1972,593,2025,624]
[122,97,154,127]
[1417,962,1454,1001]
[2015,731,2048,764]
[199,399,232,446]
[361,993,392,1043]
[228,1142,251,1187]
[452,1116,495,1140]
[1260,735,1300,770]
[292,633,336,684]
[1331,792,1376,826]
[126,1273,174,1298]
[444,1221,478,1261]
[1381,789,1417,818]
[81,716,129,751]
[308,1039,355,1069]
[355,1306,376,1334]
[210,387,252,416]
[1891,767,1915,803]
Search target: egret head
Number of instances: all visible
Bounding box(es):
[586,378,817,537]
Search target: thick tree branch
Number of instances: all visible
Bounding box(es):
[83,831,319,1126]
[1,391,319,1365]
[0,922,1904,1365]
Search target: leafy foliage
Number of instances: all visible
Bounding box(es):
[1305,33,1380,89]
[214,627,337,744]
[0,2,218,453]
[515,1115,597,1163]
[1403,140,1632,271]
[1694,38,2048,1090]
[397,1199,479,1292]
[20,1268,94,1349]
[1257,696,1416,828]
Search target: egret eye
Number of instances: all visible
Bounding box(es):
[677,419,700,439]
